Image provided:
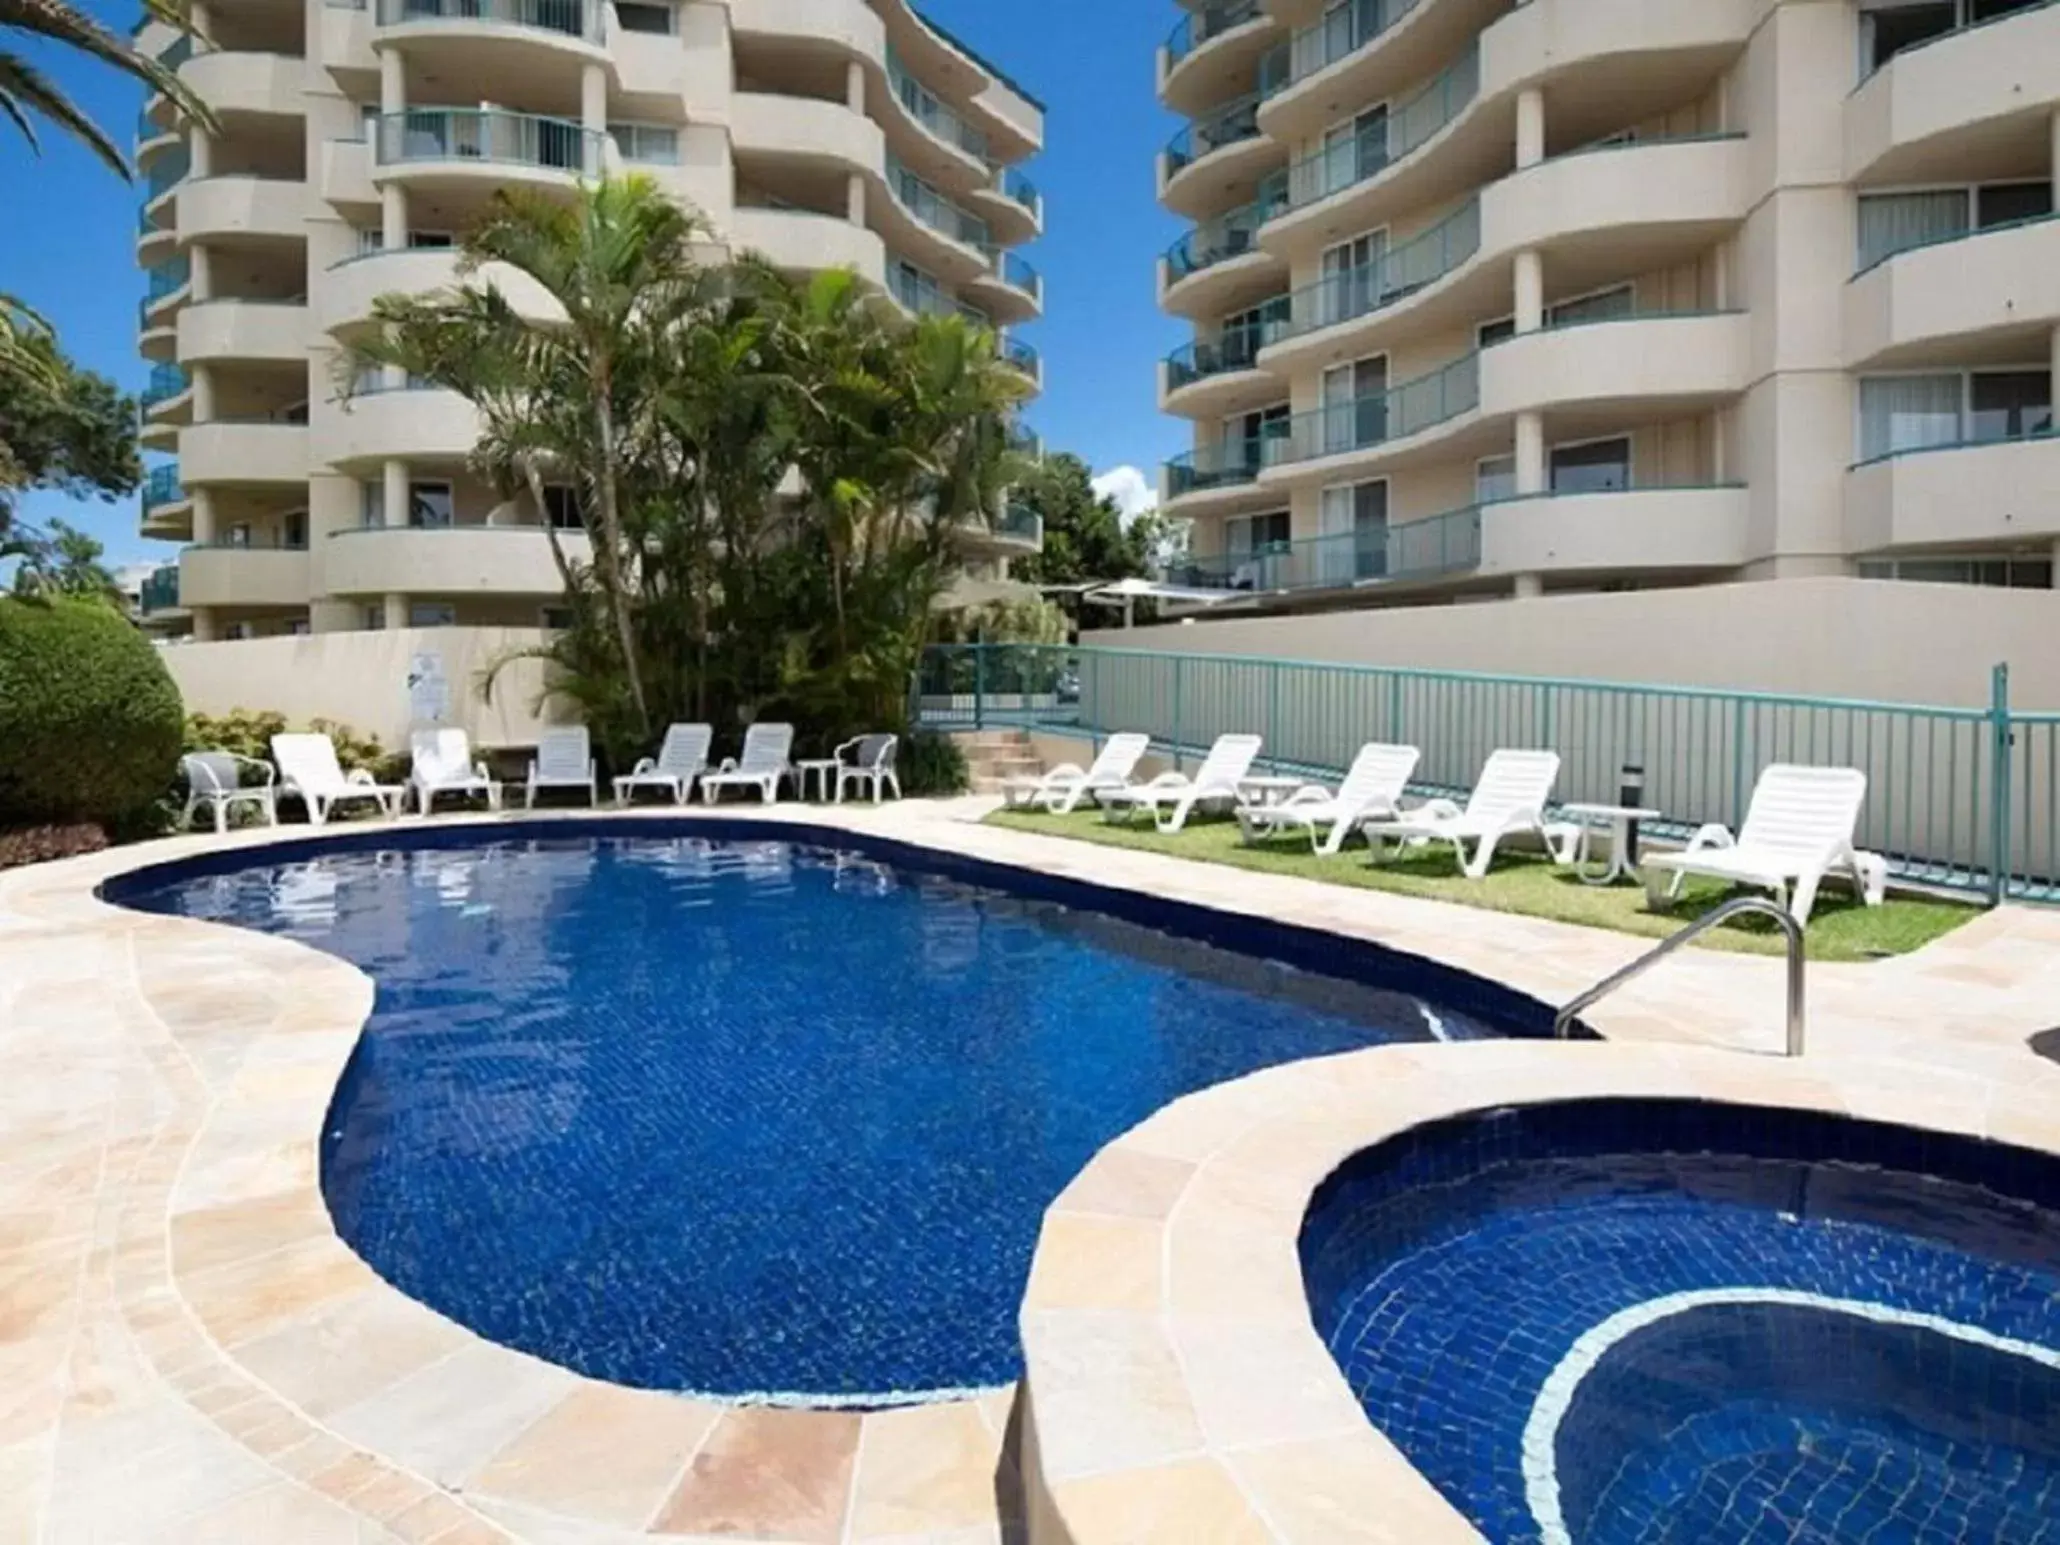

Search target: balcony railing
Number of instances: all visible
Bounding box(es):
[1275,353,1479,465]
[1165,433,1275,498]
[887,45,988,159]
[998,165,1040,216]
[887,154,990,247]
[145,254,190,303]
[144,145,189,200]
[1281,0,1427,93]
[990,249,1041,302]
[1852,420,2055,470]
[1172,505,1482,594]
[141,363,189,411]
[1280,46,1478,212]
[1860,0,2055,78]
[1854,207,2060,277]
[1165,305,1283,389]
[1166,90,1264,179]
[142,464,186,512]
[1270,197,1480,344]
[1003,336,1041,379]
[994,503,1043,544]
[1165,179,1288,282]
[374,0,600,41]
[156,32,195,67]
[1166,0,1262,66]
[139,564,182,615]
[185,532,310,551]
[375,108,600,173]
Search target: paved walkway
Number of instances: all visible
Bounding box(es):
[2,801,2056,1543]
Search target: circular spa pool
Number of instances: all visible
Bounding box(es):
[1300,1100,2060,1545]
[108,823,1554,1404]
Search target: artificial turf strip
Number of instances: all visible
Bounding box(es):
[984,807,1981,963]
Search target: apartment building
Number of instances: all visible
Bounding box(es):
[133,0,1044,645]
[1153,0,2060,613]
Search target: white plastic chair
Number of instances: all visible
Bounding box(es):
[700,722,796,804]
[614,723,712,806]
[525,726,597,808]
[179,751,277,834]
[1642,764,1883,924]
[1362,749,1568,879]
[1236,742,1421,855]
[1000,732,1150,815]
[409,728,501,816]
[271,733,405,827]
[834,734,901,803]
[1098,733,1263,833]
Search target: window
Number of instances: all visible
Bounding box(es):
[1977,181,2054,228]
[288,618,311,636]
[408,229,454,249]
[408,481,454,528]
[1860,0,1957,72]
[360,480,384,528]
[283,512,307,549]
[615,0,673,30]
[1320,356,1388,455]
[1230,404,1291,471]
[1858,554,2054,588]
[361,603,385,631]
[1319,230,1386,329]
[1477,455,1516,503]
[225,523,251,548]
[1216,296,1289,370]
[541,486,583,531]
[1858,370,2053,459]
[1477,316,1516,349]
[1319,480,1387,583]
[1551,436,1632,494]
[409,602,458,628]
[358,102,379,141]
[1547,285,1635,328]
[1857,183,2053,270]
[609,122,679,165]
[541,606,575,631]
[1317,105,1388,197]
[1225,510,1291,557]
[223,622,254,641]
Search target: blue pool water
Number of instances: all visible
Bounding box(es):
[111,825,1535,1402]
[1302,1100,2060,1545]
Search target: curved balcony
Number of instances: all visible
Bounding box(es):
[873,151,992,284]
[953,502,1042,559]
[141,362,191,419]
[142,464,190,522]
[1000,336,1042,389]
[136,102,179,164]
[139,563,186,620]
[730,208,886,285]
[1159,199,1286,320]
[179,543,312,610]
[1846,214,2060,370]
[316,246,564,335]
[1258,135,1750,373]
[872,0,984,107]
[1162,436,1283,519]
[732,91,882,181]
[176,175,305,245]
[966,164,1042,245]
[178,49,301,120]
[881,42,990,192]
[320,386,483,467]
[1160,90,1276,220]
[1846,1,2060,185]
[1173,504,1483,597]
[1479,310,1751,423]
[371,0,605,71]
[176,299,309,364]
[373,109,601,191]
[963,248,1041,323]
[1479,484,1751,577]
[319,0,373,74]
[1159,2,1279,119]
[1159,318,1277,418]
[179,421,310,486]
[1257,0,1505,146]
[1259,353,1484,490]
[322,523,591,597]
[731,0,884,64]
[1846,432,2060,552]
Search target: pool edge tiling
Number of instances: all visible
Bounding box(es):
[5,800,2060,1543]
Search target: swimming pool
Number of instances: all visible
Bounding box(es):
[1301,1099,2060,1544]
[109,821,1552,1404]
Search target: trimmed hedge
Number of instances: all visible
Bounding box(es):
[0,597,185,832]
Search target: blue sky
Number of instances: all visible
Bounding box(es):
[3,0,1189,567]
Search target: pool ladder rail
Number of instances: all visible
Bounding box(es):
[1553,896,1807,1057]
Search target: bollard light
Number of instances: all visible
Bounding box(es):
[1619,762,1646,866]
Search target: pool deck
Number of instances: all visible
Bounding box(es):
[3,798,2058,1544]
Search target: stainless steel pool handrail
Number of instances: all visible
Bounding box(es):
[1553,896,1807,1056]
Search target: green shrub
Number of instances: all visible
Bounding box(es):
[185,710,409,785]
[0,597,185,833]
[900,729,968,796]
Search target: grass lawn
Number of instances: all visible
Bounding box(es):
[984,807,1980,963]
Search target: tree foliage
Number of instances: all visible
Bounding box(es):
[1008,453,1154,591]
[348,176,1033,762]
[0,313,138,593]
[0,0,217,178]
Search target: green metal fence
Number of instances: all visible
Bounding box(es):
[914,644,2060,906]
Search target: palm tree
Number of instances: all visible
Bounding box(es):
[349,175,718,736]
[1,0,214,178]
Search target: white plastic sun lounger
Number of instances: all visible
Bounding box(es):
[1098,733,1263,834]
[1000,732,1150,815]
[700,722,795,804]
[271,733,405,827]
[1362,748,1567,880]
[614,722,712,806]
[1643,763,1884,925]
[1237,742,1422,856]
[525,726,598,808]
[409,728,501,816]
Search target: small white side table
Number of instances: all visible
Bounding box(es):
[1236,775,1308,810]
[1559,802,1666,886]
[794,759,841,802]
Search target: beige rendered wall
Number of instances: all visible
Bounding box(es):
[163,627,563,751]
[1086,578,2060,709]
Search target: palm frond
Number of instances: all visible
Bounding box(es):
[0,51,123,173]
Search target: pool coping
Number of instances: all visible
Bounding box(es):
[6,800,2060,1543]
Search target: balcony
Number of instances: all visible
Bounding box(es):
[1160,1,1277,116]
[139,564,184,617]
[1846,214,2060,369]
[1164,436,1266,505]
[176,175,305,244]
[317,246,564,334]
[881,152,991,276]
[1477,484,1751,576]
[177,299,309,364]
[142,464,190,518]
[1846,0,2060,184]
[1174,505,1483,596]
[1160,90,1275,217]
[1258,0,1503,145]
[730,208,885,285]
[372,0,605,74]
[1264,353,1481,479]
[1001,336,1042,387]
[180,542,312,609]
[1160,313,1278,415]
[1846,431,2060,551]
[178,421,310,486]
[320,385,483,465]
[1263,199,1482,353]
[732,92,881,180]
[373,108,602,186]
[1479,309,1752,421]
[885,43,988,175]
[322,523,592,597]
[967,247,1042,323]
[1160,197,1284,317]
[953,502,1042,558]
[179,49,302,119]
[141,362,190,414]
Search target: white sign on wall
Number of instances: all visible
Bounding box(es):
[408,651,451,723]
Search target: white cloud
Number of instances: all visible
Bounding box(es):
[1091,465,1158,526]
